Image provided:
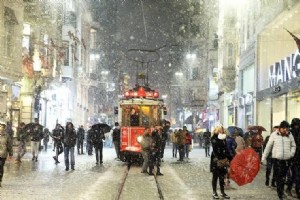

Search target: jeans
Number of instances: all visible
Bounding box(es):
[113,141,120,158]
[77,140,84,154]
[64,146,75,169]
[178,145,185,161]
[31,141,40,158]
[274,159,290,198]
[0,158,6,182]
[172,143,178,157]
[94,142,103,163]
[141,150,149,172]
[149,151,161,173]
[212,170,225,194]
[266,157,276,185]
[185,144,190,158]
[287,163,300,197]
[55,142,63,159]
[205,145,210,157]
[17,141,26,161]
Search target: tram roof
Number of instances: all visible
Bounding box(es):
[119,98,164,106]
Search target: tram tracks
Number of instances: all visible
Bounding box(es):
[115,164,164,200]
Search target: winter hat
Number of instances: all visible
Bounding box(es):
[291,118,300,127]
[279,121,290,129]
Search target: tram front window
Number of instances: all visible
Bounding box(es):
[130,108,140,126]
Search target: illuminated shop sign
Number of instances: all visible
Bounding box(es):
[268,50,300,87]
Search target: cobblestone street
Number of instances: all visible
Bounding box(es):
[0,144,296,200]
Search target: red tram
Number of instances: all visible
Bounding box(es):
[116,85,166,163]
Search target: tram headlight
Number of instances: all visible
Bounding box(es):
[137,135,143,143]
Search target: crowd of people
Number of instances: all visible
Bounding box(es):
[198,119,299,200]
[0,116,299,200]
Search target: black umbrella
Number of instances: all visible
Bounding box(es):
[91,123,111,133]
[24,122,43,132]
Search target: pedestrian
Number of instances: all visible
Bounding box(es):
[91,127,105,164]
[175,129,186,162]
[170,129,178,158]
[77,125,85,155]
[263,125,279,187]
[210,125,230,199]
[160,121,170,161]
[286,118,300,198]
[149,126,163,176]
[51,124,64,164]
[112,122,121,160]
[203,128,211,157]
[251,130,264,160]
[43,128,50,151]
[235,131,245,153]
[225,129,237,187]
[0,121,13,187]
[184,127,192,159]
[15,122,28,164]
[30,118,43,162]
[86,127,93,155]
[62,122,77,171]
[139,126,151,173]
[5,121,14,139]
[262,120,296,200]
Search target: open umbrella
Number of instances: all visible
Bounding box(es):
[248,125,266,132]
[230,148,260,186]
[91,123,111,133]
[227,126,242,137]
[24,122,43,132]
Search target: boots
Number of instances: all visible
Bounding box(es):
[265,178,269,186]
[148,168,154,176]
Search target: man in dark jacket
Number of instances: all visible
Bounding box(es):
[112,122,120,159]
[149,127,163,176]
[77,125,85,155]
[52,124,64,164]
[203,129,211,157]
[140,127,151,173]
[91,128,105,164]
[0,121,13,187]
[30,118,43,162]
[286,118,300,198]
[62,122,77,171]
[160,121,170,161]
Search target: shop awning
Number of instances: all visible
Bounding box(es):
[4,7,18,25]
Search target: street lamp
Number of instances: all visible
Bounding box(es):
[175,72,183,76]
[186,53,196,59]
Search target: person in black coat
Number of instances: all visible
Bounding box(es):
[91,128,105,164]
[112,122,121,159]
[51,124,64,164]
[149,127,163,176]
[210,125,230,199]
[286,118,300,198]
[62,122,77,171]
[77,125,85,155]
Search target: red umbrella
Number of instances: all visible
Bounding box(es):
[248,125,266,132]
[230,148,260,186]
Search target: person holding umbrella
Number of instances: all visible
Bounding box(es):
[91,127,106,164]
[262,121,296,200]
[210,125,230,199]
[0,121,13,187]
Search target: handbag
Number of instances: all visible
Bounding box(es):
[216,158,229,167]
